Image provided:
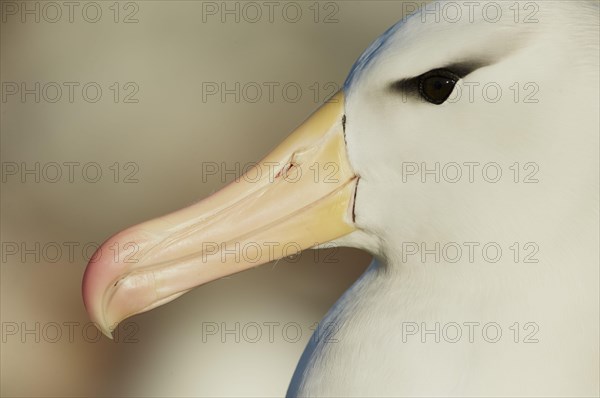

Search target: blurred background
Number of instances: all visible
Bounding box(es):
[1,1,413,396]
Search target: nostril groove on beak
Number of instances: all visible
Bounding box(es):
[113,277,125,287]
[275,160,298,179]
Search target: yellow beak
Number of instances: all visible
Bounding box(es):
[82,91,358,337]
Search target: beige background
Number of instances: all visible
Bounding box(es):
[1,1,412,396]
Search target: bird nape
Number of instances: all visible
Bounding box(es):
[83,1,600,396]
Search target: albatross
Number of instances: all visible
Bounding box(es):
[83,1,599,396]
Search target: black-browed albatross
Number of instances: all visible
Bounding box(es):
[83,1,599,396]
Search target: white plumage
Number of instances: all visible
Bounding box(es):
[288,1,599,396]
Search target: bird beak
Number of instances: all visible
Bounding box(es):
[82,91,358,337]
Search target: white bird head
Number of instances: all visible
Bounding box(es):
[337,0,599,266]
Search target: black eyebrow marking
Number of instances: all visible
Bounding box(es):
[389,61,488,95]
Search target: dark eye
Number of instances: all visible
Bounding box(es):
[419,69,460,105]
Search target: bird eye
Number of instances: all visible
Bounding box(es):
[418,69,460,105]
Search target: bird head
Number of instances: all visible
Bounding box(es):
[83,1,599,337]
